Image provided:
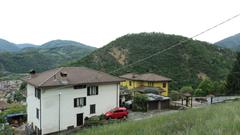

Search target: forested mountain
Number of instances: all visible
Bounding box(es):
[215,33,240,51]
[40,40,92,49]
[69,33,235,89]
[0,39,19,52]
[16,43,37,49]
[0,39,96,73]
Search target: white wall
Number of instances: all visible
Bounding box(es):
[40,83,119,134]
[27,84,40,129]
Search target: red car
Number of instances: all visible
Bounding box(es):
[105,107,128,119]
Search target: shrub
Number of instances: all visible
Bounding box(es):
[180,86,194,94]
[194,88,206,96]
[169,90,181,101]
[132,94,148,112]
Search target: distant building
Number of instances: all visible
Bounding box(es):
[120,73,171,96]
[23,67,123,135]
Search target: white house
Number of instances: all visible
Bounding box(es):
[23,67,123,135]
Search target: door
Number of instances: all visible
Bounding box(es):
[76,113,83,126]
[112,110,123,118]
[148,101,159,110]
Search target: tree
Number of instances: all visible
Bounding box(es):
[180,86,194,94]
[212,81,226,95]
[197,78,214,95]
[226,52,240,95]
[194,88,205,96]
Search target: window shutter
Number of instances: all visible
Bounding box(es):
[84,97,86,106]
[74,99,77,107]
[87,87,90,96]
[96,86,99,95]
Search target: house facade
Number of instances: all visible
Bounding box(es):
[23,67,123,135]
[120,73,171,96]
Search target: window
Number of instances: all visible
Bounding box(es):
[74,85,86,89]
[114,110,123,113]
[148,82,154,87]
[36,108,39,119]
[90,104,96,114]
[35,88,41,99]
[87,86,98,96]
[163,83,166,88]
[74,97,86,107]
[129,81,132,86]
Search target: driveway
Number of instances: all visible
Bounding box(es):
[128,109,179,121]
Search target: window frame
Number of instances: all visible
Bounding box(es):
[36,108,39,119]
[148,82,154,87]
[162,82,167,88]
[90,104,96,114]
[129,81,132,86]
[74,97,86,107]
[35,88,41,99]
[87,86,99,96]
[73,85,87,89]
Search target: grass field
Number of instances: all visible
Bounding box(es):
[73,101,240,135]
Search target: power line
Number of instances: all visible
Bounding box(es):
[110,12,240,74]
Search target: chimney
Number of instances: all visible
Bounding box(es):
[29,69,36,78]
[60,72,68,77]
[59,71,68,84]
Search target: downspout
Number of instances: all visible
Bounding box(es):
[117,83,119,107]
[40,88,42,135]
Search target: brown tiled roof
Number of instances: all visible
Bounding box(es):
[120,73,171,82]
[22,67,124,87]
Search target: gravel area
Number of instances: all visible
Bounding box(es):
[128,109,179,121]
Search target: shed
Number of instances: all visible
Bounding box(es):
[145,93,170,110]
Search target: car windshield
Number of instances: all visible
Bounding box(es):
[110,109,116,112]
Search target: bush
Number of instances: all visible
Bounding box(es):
[180,86,194,94]
[194,88,206,97]
[169,90,181,101]
[84,115,109,127]
[0,124,14,135]
[132,94,148,112]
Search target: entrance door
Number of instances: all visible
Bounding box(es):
[76,113,83,126]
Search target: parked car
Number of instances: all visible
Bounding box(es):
[123,100,133,109]
[105,107,128,119]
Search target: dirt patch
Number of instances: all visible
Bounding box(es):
[109,47,128,65]
[197,72,207,80]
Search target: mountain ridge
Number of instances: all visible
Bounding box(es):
[69,32,235,89]
[215,33,240,51]
[0,39,96,73]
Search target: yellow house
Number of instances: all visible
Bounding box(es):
[120,73,171,96]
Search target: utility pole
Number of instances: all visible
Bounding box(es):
[58,92,62,135]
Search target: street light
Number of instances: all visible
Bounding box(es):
[58,92,62,135]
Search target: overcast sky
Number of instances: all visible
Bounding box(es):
[0,0,240,47]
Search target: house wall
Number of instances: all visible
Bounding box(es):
[40,83,119,134]
[27,84,41,130]
[120,80,169,96]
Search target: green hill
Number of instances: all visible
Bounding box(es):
[40,39,94,49]
[16,43,37,49]
[69,33,235,89]
[74,101,240,135]
[0,40,96,73]
[0,39,19,52]
[215,33,240,51]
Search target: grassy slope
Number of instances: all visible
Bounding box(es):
[74,101,240,135]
